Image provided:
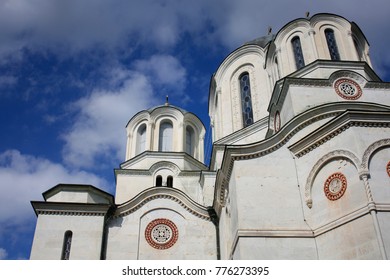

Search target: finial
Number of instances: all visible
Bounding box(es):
[165,95,169,106]
[306,11,310,18]
[268,26,272,35]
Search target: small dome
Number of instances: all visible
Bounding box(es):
[125,103,206,163]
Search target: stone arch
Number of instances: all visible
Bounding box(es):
[304,150,360,208]
[149,161,181,177]
[361,138,390,174]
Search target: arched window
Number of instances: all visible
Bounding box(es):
[61,230,72,260]
[167,176,173,188]
[135,124,147,155]
[239,72,254,127]
[325,29,340,60]
[156,175,162,187]
[291,36,305,70]
[158,121,173,151]
[186,126,195,157]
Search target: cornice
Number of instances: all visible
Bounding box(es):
[115,187,211,220]
[213,103,390,214]
[214,116,269,146]
[120,151,208,171]
[289,109,390,158]
[31,201,111,217]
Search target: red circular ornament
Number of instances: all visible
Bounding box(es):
[324,172,347,201]
[334,78,362,100]
[145,218,178,250]
[387,161,390,177]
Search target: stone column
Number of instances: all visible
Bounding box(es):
[360,173,387,259]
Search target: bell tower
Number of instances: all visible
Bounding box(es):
[115,103,208,204]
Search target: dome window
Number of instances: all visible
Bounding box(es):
[158,121,173,152]
[239,72,254,127]
[291,36,305,70]
[325,29,340,60]
[136,123,147,155]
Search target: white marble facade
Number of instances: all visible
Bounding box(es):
[30,13,390,260]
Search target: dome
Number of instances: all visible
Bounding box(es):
[125,102,206,163]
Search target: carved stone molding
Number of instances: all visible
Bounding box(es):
[149,161,181,176]
[293,117,390,158]
[361,138,390,172]
[304,150,360,208]
[36,210,106,216]
[116,187,210,220]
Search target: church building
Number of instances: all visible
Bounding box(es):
[30,13,390,259]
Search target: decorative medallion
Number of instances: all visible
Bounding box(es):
[334,78,362,100]
[387,161,390,177]
[145,218,178,250]
[274,111,281,132]
[324,172,347,201]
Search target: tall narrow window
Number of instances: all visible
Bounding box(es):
[159,121,173,151]
[61,230,72,260]
[292,36,305,70]
[167,176,173,188]
[136,124,147,155]
[156,175,162,187]
[239,73,253,127]
[186,126,195,157]
[325,29,340,60]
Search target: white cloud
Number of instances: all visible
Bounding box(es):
[0,0,389,77]
[0,149,108,225]
[134,54,187,92]
[61,68,157,169]
[0,248,8,260]
[61,54,190,169]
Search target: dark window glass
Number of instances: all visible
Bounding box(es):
[156,175,162,187]
[61,231,72,260]
[167,176,173,188]
[325,29,340,60]
[239,73,253,127]
[292,36,305,69]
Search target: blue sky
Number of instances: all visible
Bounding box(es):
[0,0,390,260]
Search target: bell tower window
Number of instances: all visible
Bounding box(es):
[186,126,195,157]
[239,72,254,127]
[167,176,173,188]
[292,36,305,70]
[156,175,163,187]
[325,29,340,60]
[158,121,173,151]
[136,124,147,155]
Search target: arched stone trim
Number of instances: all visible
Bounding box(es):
[115,187,211,220]
[361,138,390,174]
[304,150,360,208]
[149,161,181,176]
[329,70,368,88]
